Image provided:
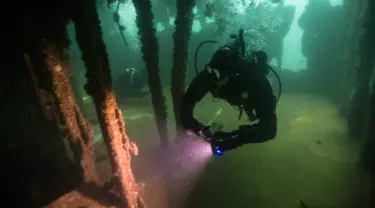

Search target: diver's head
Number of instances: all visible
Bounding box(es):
[205,45,247,89]
[206,64,231,89]
[205,28,248,88]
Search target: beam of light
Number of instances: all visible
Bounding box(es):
[281,0,308,71]
[205,17,216,24]
[222,0,343,71]
[156,22,165,32]
[192,20,202,33]
[160,135,213,205]
[168,17,175,26]
[282,0,343,71]
[192,6,198,15]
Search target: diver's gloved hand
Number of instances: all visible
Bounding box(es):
[198,125,214,139]
[212,131,233,140]
[210,131,242,153]
[203,131,232,142]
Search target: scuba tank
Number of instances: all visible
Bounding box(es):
[194,28,282,104]
[194,29,246,75]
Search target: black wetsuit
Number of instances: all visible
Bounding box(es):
[181,49,277,148]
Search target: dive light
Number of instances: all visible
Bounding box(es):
[208,133,240,156]
[212,144,224,156]
[208,139,224,156]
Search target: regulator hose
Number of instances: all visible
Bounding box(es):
[194,40,218,74]
[268,65,282,103]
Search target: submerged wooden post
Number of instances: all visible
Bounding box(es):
[24,52,72,170]
[171,0,196,134]
[359,0,375,204]
[339,0,367,108]
[347,0,374,141]
[69,72,88,118]
[367,77,375,206]
[72,0,144,207]
[132,0,169,148]
[42,36,99,184]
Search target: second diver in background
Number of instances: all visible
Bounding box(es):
[113,67,149,101]
[181,29,277,155]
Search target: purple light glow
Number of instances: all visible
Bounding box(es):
[161,135,213,206]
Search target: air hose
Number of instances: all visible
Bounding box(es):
[194,40,218,74]
[268,65,282,103]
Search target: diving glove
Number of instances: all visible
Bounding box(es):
[198,122,223,139]
[198,125,214,139]
[209,131,243,156]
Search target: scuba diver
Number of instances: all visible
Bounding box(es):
[181,29,279,155]
[113,67,149,101]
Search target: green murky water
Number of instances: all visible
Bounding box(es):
[85,88,370,208]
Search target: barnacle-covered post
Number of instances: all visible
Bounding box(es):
[69,71,88,117]
[171,0,196,133]
[360,0,375,205]
[24,52,71,171]
[41,26,99,184]
[362,73,375,206]
[71,0,144,207]
[339,0,367,106]
[347,0,374,140]
[132,0,169,148]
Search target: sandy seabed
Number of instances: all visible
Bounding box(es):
[88,89,370,208]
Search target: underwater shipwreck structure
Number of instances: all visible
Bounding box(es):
[1,0,374,207]
[171,0,196,133]
[5,0,145,207]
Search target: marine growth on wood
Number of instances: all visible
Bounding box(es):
[43,34,99,184]
[72,0,145,207]
[171,0,196,133]
[132,0,169,147]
